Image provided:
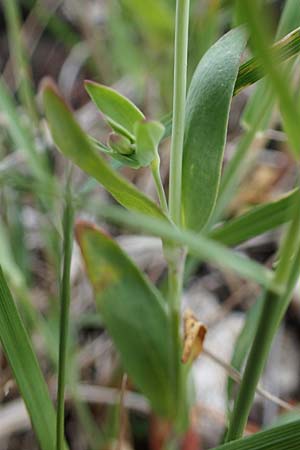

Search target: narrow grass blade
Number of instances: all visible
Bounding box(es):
[227,299,263,404]
[242,0,300,130]
[238,1,300,158]
[214,419,300,449]
[42,79,165,219]
[0,78,47,182]
[211,188,299,246]
[161,26,300,139]
[91,205,275,291]
[234,27,300,95]
[56,182,74,450]
[226,189,300,441]
[0,268,58,450]
[3,0,38,123]
[182,27,246,231]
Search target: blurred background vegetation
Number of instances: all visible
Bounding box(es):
[1,1,299,450]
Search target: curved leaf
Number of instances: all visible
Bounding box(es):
[211,189,299,247]
[42,80,164,219]
[134,119,165,166]
[182,27,247,232]
[84,80,144,139]
[76,221,176,418]
[213,419,300,449]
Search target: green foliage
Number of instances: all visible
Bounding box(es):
[213,419,300,449]
[0,268,59,450]
[85,81,144,139]
[211,188,299,246]
[42,80,165,219]
[76,221,177,418]
[134,120,165,166]
[182,27,246,231]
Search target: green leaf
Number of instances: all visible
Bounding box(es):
[84,80,144,139]
[91,205,276,291]
[242,0,300,130]
[227,299,263,404]
[134,119,165,166]
[75,221,176,417]
[238,1,300,158]
[42,79,165,219]
[0,78,47,182]
[211,189,299,247]
[213,419,300,449]
[0,268,59,450]
[182,27,247,232]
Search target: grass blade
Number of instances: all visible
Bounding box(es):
[211,188,299,246]
[242,0,300,130]
[89,205,276,291]
[214,418,300,449]
[0,268,58,450]
[3,0,38,123]
[56,180,74,450]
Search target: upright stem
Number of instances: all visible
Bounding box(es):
[226,189,300,441]
[169,0,190,226]
[56,180,74,450]
[151,156,168,214]
[166,0,190,426]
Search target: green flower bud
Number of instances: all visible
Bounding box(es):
[107,133,134,156]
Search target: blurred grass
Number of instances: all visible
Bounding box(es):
[1,1,300,449]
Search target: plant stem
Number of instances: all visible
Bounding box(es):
[56,178,74,450]
[169,0,190,226]
[151,156,168,214]
[226,189,300,442]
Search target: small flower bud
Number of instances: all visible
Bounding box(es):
[108,133,134,156]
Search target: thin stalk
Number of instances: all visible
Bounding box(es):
[3,0,39,124]
[169,0,190,226]
[56,178,74,450]
[151,156,168,214]
[226,190,300,442]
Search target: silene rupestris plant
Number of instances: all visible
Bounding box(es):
[3,0,300,450]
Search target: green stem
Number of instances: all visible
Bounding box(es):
[56,179,74,450]
[151,156,168,214]
[226,189,300,441]
[169,0,190,226]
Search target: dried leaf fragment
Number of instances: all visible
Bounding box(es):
[182,309,207,364]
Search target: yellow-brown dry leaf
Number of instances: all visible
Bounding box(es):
[181,309,207,364]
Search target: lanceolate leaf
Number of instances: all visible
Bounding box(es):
[182,27,247,232]
[84,80,144,139]
[0,268,59,450]
[76,221,176,418]
[91,205,275,291]
[42,80,164,219]
[211,189,299,246]
[213,419,300,449]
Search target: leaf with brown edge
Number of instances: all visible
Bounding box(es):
[41,78,166,220]
[182,309,207,364]
[75,220,179,418]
